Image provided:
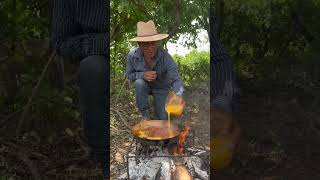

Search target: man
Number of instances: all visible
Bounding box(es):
[210,13,242,152]
[126,20,185,120]
[50,0,108,178]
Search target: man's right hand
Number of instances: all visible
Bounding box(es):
[143,71,157,81]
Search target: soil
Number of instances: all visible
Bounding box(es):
[214,80,320,180]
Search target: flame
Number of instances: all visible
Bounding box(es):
[174,123,191,155]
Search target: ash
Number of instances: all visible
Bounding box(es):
[118,145,210,180]
[126,147,171,180]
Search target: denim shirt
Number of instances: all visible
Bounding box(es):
[125,47,184,95]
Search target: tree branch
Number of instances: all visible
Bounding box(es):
[16,50,57,134]
[168,0,182,39]
[216,0,225,39]
[128,0,152,18]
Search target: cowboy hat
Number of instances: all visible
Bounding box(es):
[130,20,169,42]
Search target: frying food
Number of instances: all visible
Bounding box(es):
[132,120,180,140]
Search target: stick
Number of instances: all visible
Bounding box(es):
[42,156,89,176]
[110,108,132,130]
[2,141,41,179]
[16,50,56,134]
[111,125,131,133]
[1,97,57,126]
[115,77,128,105]
[18,151,41,180]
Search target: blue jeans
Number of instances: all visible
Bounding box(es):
[79,55,108,177]
[134,79,169,120]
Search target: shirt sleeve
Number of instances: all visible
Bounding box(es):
[50,0,107,59]
[125,51,144,81]
[165,52,184,95]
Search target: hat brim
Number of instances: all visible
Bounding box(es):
[130,34,169,42]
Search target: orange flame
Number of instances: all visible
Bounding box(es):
[174,123,191,155]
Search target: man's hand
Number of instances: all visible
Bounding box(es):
[144,71,157,81]
[167,93,186,110]
[174,95,186,107]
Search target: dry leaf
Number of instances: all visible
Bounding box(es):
[65,128,74,137]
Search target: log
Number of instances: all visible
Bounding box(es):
[174,165,192,180]
[186,156,209,180]
[160,160,173,180]
[194,166,209,180]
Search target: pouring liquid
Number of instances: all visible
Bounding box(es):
[166,105,183,129]
[168,112,171,129]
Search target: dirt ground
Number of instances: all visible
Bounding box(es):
[214,80,320,180]
[183,82,210,149]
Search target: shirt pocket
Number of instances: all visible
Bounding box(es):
[155,68,167,81]
[132,58,144,72]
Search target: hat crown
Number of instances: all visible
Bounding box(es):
[137,20,158,37]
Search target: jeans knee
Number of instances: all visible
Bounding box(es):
[79,55,107,76]
[134,79,148,90]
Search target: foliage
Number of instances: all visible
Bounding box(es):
[174,50,210,85]
[0,0,74,136]
[110,0,209,47]
[218,0,320,89]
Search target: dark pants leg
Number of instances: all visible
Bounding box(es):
[134,79,151,119]
[79,55,108,177]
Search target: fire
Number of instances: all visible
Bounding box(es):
[174,123,191,155]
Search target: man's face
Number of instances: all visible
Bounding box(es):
[138,41,158,60]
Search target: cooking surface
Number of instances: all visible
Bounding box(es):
[132,120,180,140]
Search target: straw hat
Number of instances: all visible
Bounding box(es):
[130,20,169,42]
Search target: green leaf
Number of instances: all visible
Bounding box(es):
[64,97,73,104]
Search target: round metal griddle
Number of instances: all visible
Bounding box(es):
[132,120,181,146]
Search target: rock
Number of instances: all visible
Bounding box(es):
[117,148,127,155]
[115,152,124,163]
[118,172,127,179]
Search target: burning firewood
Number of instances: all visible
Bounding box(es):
[174,123,191,155]
[185,156,209,180]
[174,165,193,180]
[158,160,174,180]
[121,121,209,180]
